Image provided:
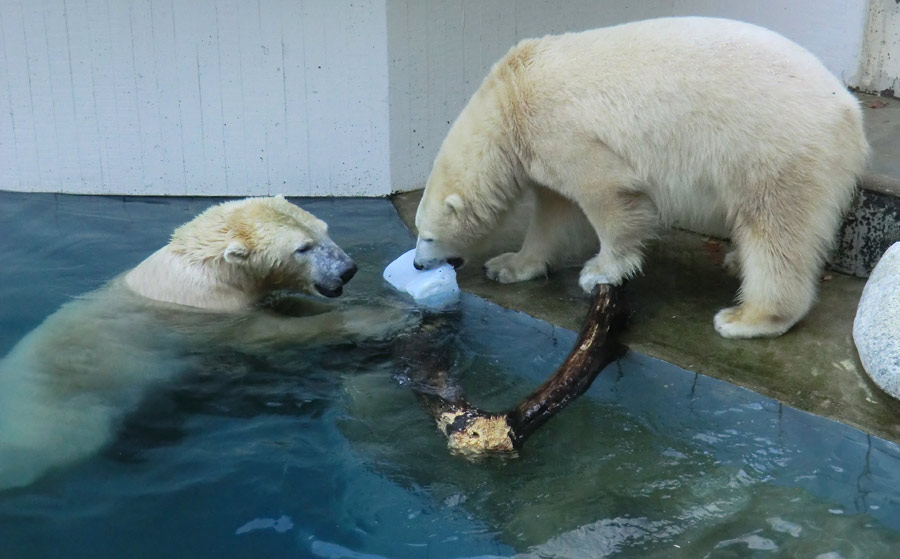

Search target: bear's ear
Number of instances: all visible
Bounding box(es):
[224,241,250,264]
[444,193,464,214]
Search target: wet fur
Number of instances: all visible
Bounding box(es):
[0,198,410,490]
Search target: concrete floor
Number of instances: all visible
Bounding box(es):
[391,92,900,443]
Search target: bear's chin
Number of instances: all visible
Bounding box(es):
[314,283,343,298]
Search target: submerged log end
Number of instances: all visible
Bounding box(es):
[436,409,517,455]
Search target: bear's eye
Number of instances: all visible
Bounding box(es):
[295,243,313,254]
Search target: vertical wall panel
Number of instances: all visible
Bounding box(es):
[85,0,121,191]
[215,0,245,196]
[2,0,40,190]
[170,0,204,195]
[257,0,287,195]
[21,1,59,191]
[42,1,80,188]
[0,7,16,188]
[339,0,389,196]
[62,0,104,191]
[147,0,185,194]
[129,0,162,194]
[859,0,900,96]
[236,0,269,195]
[299,0,331,194]
[105,0,143,192]
[278,0,310,196]
[298,0,390,196]
[0,0,391,196]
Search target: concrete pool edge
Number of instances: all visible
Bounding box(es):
[390,190,900,445]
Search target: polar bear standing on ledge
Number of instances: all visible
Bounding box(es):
[0,196,396,490]
[413,17,868,339]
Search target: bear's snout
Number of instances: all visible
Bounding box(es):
[413,256,464,270]
[340,262,358,284]
[413,236,464,271]
[309,243,357,298]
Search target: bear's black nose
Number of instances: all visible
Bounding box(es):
[340,263,358,284]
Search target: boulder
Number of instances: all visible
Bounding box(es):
[854,242,900,399]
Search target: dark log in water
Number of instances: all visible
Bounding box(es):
[395,284,628,456]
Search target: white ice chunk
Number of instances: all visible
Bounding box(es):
[383,249,459,309]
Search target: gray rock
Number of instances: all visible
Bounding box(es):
[854,242,900,399]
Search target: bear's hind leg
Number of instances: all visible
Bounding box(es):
[484,187,585,283]
[714,193,839,338]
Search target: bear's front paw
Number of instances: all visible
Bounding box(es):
[484,252,549,284]
[578,269,616,293]
[578,253,640,293]
[341,306,421,340]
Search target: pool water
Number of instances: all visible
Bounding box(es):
[1,192,899,559]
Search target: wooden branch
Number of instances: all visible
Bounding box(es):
[394,284,628,456]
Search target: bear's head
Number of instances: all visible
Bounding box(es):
[170,196,357,299]
[413,105,515,272]
[413,157,494,272]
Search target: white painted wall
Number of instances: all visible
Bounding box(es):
[0,0,390,196]
[0,0,879,196]
[859,0,900,96]
[386,0,871,192]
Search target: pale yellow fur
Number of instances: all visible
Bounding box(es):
[126,195,332,310]
[415,17,868,339]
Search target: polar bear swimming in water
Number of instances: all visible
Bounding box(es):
[0,196,407,490]
[413,17,868,339]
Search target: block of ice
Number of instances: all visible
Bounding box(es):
[383,249,460,309]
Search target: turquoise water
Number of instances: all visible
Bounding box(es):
[1,192,899,558]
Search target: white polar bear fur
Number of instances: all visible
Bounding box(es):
[414,17,868,339]
[0,196,395,490]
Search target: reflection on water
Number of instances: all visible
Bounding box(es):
[0,192,899,559]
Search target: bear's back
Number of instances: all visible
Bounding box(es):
[497,17,866,211]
